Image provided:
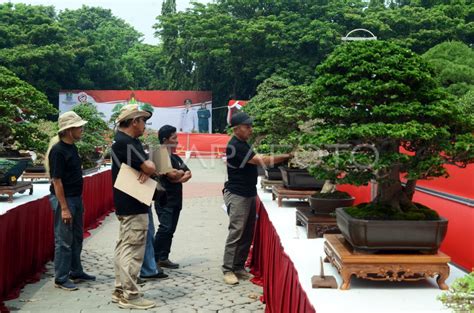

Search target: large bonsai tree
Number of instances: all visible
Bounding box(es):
[0,66,57,155]
[303,41,474,218]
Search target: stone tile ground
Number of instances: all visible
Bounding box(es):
[5,159,265,312]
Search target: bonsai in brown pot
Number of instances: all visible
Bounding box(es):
[301,40,474,253]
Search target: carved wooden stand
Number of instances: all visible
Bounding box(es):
[296,207,340,238]
[324,234,450,290]
[260,178,283,191]
[22,172,49,182]
[0,182,33,202]
[271,185,316,207]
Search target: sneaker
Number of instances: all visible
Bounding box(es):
[140,272,169,280]
[223,272,239,285]
[118,297,156,310]
[158,259,179,269]
[54,280,78,291]
[136,277,146,286]
[69,272,96,283]
[111,289,123,303]
[234,269,253,280]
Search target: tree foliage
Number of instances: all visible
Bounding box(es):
[0,66,57,154]
[422,41,474,97]
[243,75,311,153]
[303,41,474,212]
[72,103,111,169]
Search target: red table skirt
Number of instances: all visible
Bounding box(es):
[248,198,315,313]
[0,170,114,309]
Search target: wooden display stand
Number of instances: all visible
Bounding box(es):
[22,172,49,182]
[260,178,283,191]
[296,207,340,238]
[0,182,33,202]
[271,185,316,207]
[323,234,450,290]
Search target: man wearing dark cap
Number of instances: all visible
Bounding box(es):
[222,111,292,285]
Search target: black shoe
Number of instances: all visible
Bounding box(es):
[137,277,146,286]
[140,272,169,280]
[69,272,96,283]
[158,259,179,269]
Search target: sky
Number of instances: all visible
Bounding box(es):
[4,0,212,44]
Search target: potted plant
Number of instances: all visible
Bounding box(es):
[72,103,112,174]
[438,271,474,312]
[0,66,57,181]
[244,75,324,188]
[301,40,474,252]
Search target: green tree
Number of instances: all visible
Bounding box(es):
[303,41,474,217]
[422,41,474,97]
[0,66,57,154]
[0,3,75,103]
[72,103,111,169]
[244,75,311,153]
[58,6,143,90]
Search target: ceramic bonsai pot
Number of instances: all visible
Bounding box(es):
[256,165,265,176]
[279,166,325,190]
[265,166,283,180]
[335,207,448,253]
[0,157,31,186]
[25,165,46,173]
[309,195,355,214]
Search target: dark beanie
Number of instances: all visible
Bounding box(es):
[158,125,177,144]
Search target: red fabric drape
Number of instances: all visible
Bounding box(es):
[248,198,316,313]
[0,170,114,309]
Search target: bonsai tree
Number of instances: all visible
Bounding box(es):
[0,66,57,156]
[72,103,111,169]
[244,75,311,155]
[438,271,474,312]
[302,40,474,219]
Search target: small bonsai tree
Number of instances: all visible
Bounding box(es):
[244,75,311,156]
[72,103,111,169]
[0,66,57,156]
[302,40,474,219]
[438,271,474,312]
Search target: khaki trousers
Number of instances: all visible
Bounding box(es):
[114,213,148,300]
[222,190,256,273]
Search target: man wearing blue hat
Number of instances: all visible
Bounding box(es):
[222,111,292,285]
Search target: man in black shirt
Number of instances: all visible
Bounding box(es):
[222,112,292,285]
[154,125,192,269]
[47,111,95,291]
[111,104,156,310]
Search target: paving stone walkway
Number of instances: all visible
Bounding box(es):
[5,159,265,312]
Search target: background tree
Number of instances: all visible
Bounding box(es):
[0,66,57,155]
[72,103,111,169]
[243,75,311,153]
[0,3,74,104]
[422,41,474,97]
[303,40,474,218]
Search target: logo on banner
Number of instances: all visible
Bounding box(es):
[78,92,88,103]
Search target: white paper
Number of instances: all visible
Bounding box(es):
[114,163,157,206]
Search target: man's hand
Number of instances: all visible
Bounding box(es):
[138,171,150,183]
[62,207,72,224]
[179,171,192,183]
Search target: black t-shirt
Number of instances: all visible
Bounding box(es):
[49,141,83,197]
[224,136,258,197]
[159,154,190,209]
[111,130,150,215]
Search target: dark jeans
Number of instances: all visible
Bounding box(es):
[49,194,84,283]
[153,203,182,261]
